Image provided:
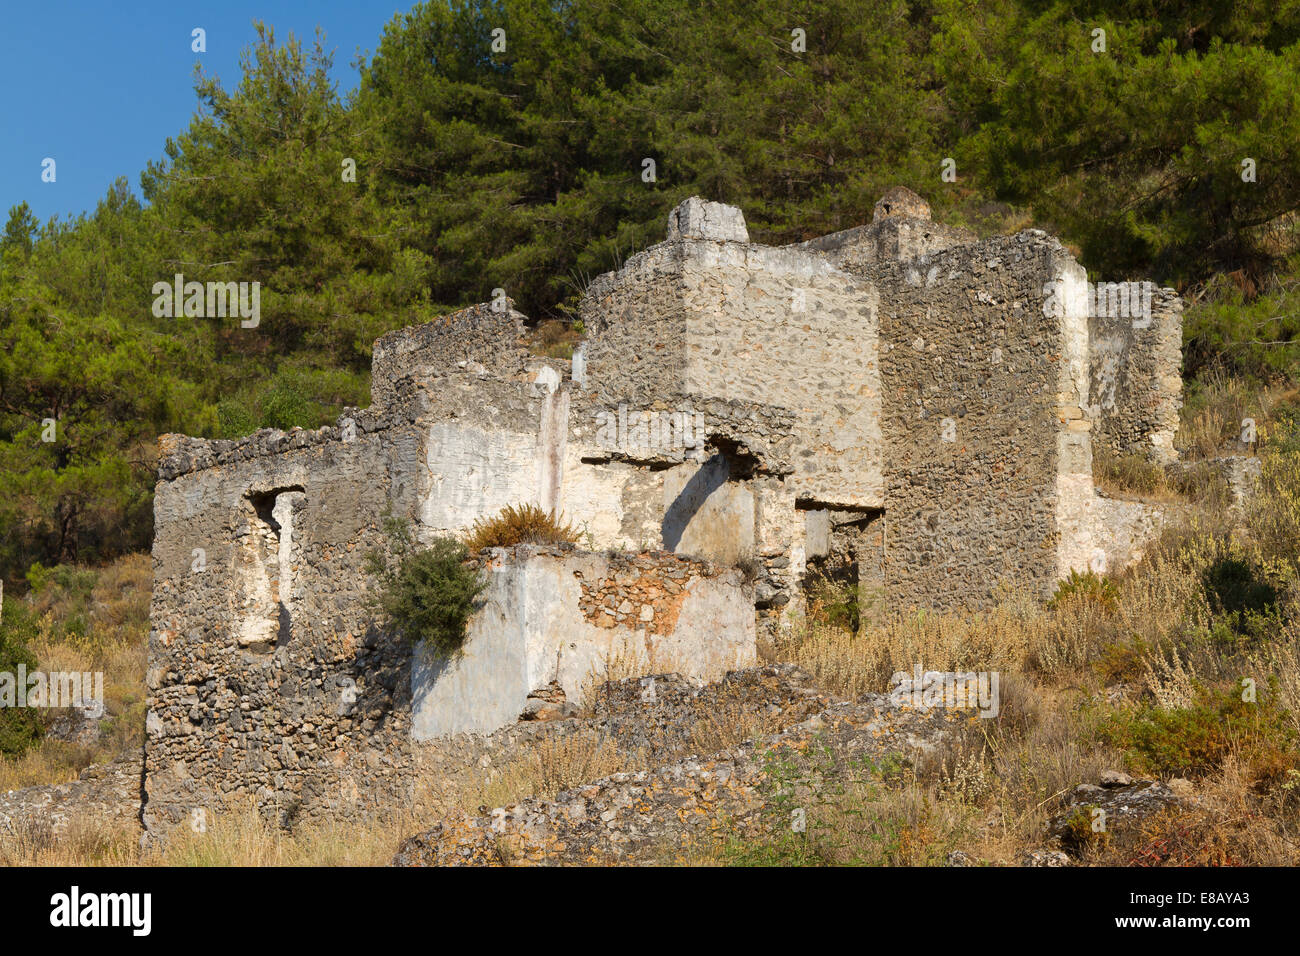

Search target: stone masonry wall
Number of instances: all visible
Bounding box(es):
[370,301,531,409]
[411,547,755,738]
[1088,287,1183,464]
[794,217,978,273]
[861,232,1088,609]
[580,230,883,510]
[146,418,422,839]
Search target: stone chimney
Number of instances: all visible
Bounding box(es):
[873,186,930,223]
[667,196,749,243]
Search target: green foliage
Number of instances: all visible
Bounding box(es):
[1098,683,1296,777]
[0,601,46,758]
[1050,570,1119,609]
[368,516,486,655]
[1202,553,1280,637]
[464,503,579,551]
[6,0,1300,596]
[807,573,862,633]
[938,2,1300,287]
[24,563,98,641]
[1093,638,1152,685]
[1058,804,1110,855]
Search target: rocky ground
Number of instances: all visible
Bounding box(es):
[0,664,1196,866]
[0,753,142,843]
[394,683,961,865]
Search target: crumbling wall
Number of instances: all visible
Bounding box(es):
[145,412,424,839]
[409,367,569,538]
[580,215,883,510]
[370,301,531,409]
[1088,287,1183,464]
[795,218,978,272]
[144,343,778,837]
[411,547,755,738]
[561,392,802,623]
[579,255,692,398]
[792,185,977,272]
[862,232,1090,609]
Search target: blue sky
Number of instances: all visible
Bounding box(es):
[0,1,410,226]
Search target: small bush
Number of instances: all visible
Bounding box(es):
[369,520,485,656]
[1097,684,1296,778]
[1049,569,1118,610]
[465,503,578,552]
[0,601,46,758]
[1203,555,1279,619]
[1093,638,1151,684]
[805,573,861,633]
[1093,449,1169,497]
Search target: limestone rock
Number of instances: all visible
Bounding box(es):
[519,681,579,722]
[873,185,931,222]
[1047,778,1186,848]
[666,197,749,243]
[1019,849,1071,867]
[1098,769,1133,788]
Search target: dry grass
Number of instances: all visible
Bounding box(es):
[149,799,425,867]
[1176,374,1293,460]
[0,741,101,793]
[1093,448,1182,502]
[464,502,579,552]
[775,598,1040,699]
[0,815,141,866]
[474,732,641,809]
[0,553,150,790]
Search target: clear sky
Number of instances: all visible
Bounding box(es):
[0,0,409,225]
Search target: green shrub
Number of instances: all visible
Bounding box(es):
[216,400,257,439]
[370,534,486,656]
[465,503,578,552]
[259,378,318,431]
[1201,551,1282,643]
[1097,683,1296,778]
[1049,569,1118,610]
[23,562,98,640]
[0,600,46,758]
[806,573,861,633]
[1093,638,1152,685]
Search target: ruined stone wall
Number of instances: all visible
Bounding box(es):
[1088,287,1183,464]
[861,232,1090,609]
[407,367,570,538]
[793,217,977,273]
[580,236,883,509]
[579,251,692,400]
[412,547,754,738]
[370,301,531,409]
[681,242,883,508]
[145,366,777,836]
[561,390,804,623]
[145,412,425,838]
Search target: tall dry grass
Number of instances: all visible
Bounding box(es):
[0,553,150,791]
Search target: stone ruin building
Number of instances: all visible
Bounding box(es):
[141,188,1184,838]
